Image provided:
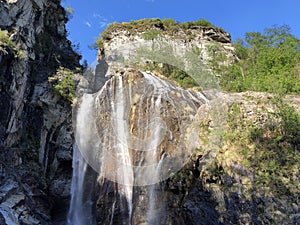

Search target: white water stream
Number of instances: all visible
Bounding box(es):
[67,71,208,224]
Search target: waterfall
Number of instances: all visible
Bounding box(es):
[67,146,90,225]
[67,94,97,225]
[111,76,133,220]
[146,153,166,224]
[68,70,209,224]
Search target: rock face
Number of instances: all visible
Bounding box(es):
[69,59,299,224]
[99,20,237,77]
[0,3,299,224]
[71,68,210,224]
[68,21,300,225]
[0,0,80,224]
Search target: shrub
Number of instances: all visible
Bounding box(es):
[274,98,300,148]
[96,37,104,49]
[0,29,26,58]
[65,6,74,20]
[224,97,300,195]
[143,62,198,88]
[194,19,214,27]
[48,67,76,102]
[162,18,178,27]
[142,29,162,40]
[0,30,16,50]
[181,19,215,29]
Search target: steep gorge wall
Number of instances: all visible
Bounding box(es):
[0,0,80,224]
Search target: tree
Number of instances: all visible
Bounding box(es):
[220,25,300,94]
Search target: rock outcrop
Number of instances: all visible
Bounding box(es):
[98,19,237,79]
[0,3,299,223]
[88,68,300,225]
[80,20,300,225]
[0,0,80,224]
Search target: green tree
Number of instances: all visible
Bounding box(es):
[220,25,300,94]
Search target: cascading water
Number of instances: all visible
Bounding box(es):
[110,75,134,220]
[67,94,98,225]
[68,68,209,224]
[67,146,90,225]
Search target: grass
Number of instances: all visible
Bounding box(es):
[97,18,225,43]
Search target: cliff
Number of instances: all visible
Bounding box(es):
[97,19,237,82]
[69,19,300,225]
[0,4,299,224]
[0,0,80,224]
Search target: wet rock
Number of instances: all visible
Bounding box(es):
[0,179,18,202]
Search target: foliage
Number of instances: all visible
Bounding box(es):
[95,37,104,49]
[96,18,221,44]
[142,29,162,40]
[181,18,214,29]
[0,29,26,58]
[220,25,300,94]
[143,62,199,88]
[65,6,74,20]
[161,18,177,27]
[224,97,300,196]
[0,30,16,50]
[48,67,76,102]
[194,19,214,27]
[206,43,229,77]
[273,97,300,148]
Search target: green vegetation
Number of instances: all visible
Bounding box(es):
[274,98,300,148]
[65,6,74,20]
[95,18,223,49]
[181,18,214,29]
[223,97,300,195]
[95,37,104,49]
[219,25,300,94]
[48,67,76,102]
[143,62,199,88]
[207,43,229,76]
[0,30,16,50]
[0,29,26,58]
[95,20,300,96]
[142,29,162,40]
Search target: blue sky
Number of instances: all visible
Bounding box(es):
[62,0,300,64]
